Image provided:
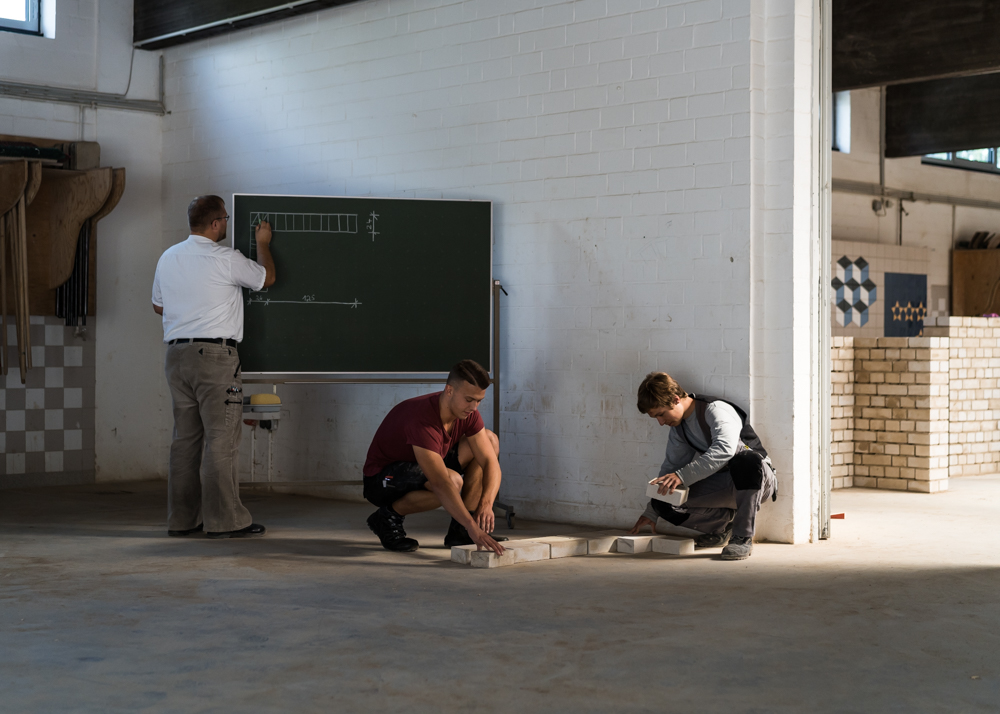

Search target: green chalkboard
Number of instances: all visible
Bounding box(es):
[232,194,492,374]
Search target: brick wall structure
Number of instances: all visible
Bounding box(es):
[831,316,1000,493]
[924,317,1000,478]
[830,336,855,489]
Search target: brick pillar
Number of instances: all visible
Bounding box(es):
[931,317,1000,478]
[830,336,855,489]
[852,336,949,492]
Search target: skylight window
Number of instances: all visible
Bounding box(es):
[0,0,40,34]
[923,148,1000,175]
[832,91,851,153]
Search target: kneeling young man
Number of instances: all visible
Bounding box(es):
[363,360,505,554]
[629,372,777,560]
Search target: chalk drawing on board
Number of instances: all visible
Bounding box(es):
[250,211,358,234]
[247,295,362,308]
[366,211,379,241]
[244,211,364,309]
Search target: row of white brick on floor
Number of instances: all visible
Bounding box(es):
[451,532,696,568]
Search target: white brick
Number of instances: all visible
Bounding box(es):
[564,530,624,554]
[451,545,478,565]
[650,536,696,555]
[533,535,589,558]
[470,542,551,568]
[616,535,663,553]
[646,482,690,505]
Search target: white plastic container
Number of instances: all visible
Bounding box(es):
[646,482,689,506]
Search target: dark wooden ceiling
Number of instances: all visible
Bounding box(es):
[885,73,1000,158]
[833,0,1000,91]
[834,0,1000,156]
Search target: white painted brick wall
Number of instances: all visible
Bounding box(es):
[156,0,812,539]
[0,0,147,94]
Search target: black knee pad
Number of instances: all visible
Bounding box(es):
[650,499,690,526]
[729,451,765,490]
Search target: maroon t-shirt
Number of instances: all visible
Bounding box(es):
[363,392,484,478]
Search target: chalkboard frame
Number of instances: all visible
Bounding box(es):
[231,193,493,377]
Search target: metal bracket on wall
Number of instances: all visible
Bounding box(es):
[0,56,165,115]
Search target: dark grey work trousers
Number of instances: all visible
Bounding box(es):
[652,461,776,539]
[164,342,251,533]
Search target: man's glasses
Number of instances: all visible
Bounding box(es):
[213,215,230,223]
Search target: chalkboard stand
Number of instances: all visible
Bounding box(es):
[242,281,515,528]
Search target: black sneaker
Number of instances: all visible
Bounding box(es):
[367,507,419,552]
[444,518,474,547]
[695,527,732,549]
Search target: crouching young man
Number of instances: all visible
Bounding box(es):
[629,372,777,560]
[362,360,505,555]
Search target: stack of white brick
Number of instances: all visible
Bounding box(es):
[833,319,1000,492]
[837,336,950,493]
[830,336,855,489]
[925,317,1000,477]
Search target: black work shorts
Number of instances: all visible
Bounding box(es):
[363,448,463,508]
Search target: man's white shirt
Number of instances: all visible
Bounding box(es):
[152,235,266,343]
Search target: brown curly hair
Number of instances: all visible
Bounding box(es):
[636,372,687,414]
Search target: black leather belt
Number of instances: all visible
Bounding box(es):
[169,338,238,347]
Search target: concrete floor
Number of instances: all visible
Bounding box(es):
[2,479,999,713]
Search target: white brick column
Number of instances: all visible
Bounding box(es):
[749,0,818,543]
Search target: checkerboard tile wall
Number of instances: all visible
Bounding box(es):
[0,316,95,482]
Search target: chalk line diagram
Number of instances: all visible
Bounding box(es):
[246,295,361,308]
[251,211,358,234]
[246,211,363,308]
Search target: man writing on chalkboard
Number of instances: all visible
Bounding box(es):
[152,195,275,539]
[363,359,505,554]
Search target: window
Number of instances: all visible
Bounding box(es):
[922,148,1000,174]
[0,0,40,35]
[832,91,851,153]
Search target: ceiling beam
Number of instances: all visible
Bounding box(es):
[834,0,1000,91]
[885,72,1000,157]
[134,0,362,50]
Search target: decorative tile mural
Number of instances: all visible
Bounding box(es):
[832,256,876,326]
[831,240,930,339]
[883,272,928,337]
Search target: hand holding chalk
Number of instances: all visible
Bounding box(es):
[255,220,273,247]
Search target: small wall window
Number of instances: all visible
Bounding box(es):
[832,91,851,153]
[0,0,40,35]
[922,148,1000,175]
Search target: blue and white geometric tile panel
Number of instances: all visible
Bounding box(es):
[831,256,877,327]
